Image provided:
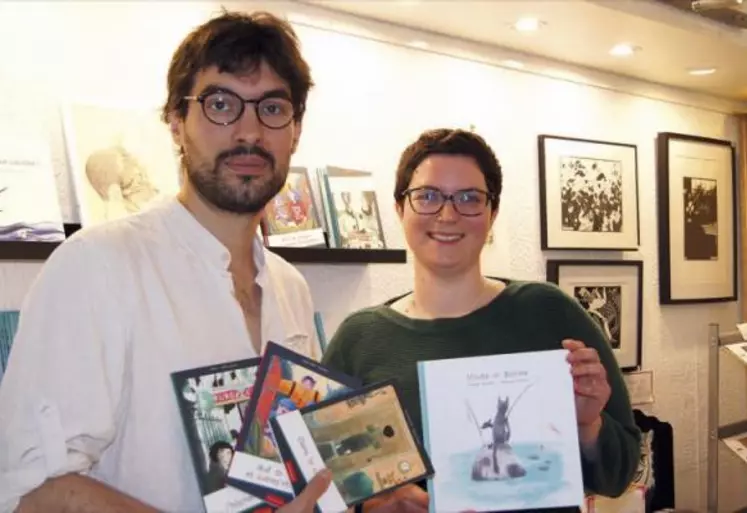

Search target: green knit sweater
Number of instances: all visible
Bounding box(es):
[322,279,641,502]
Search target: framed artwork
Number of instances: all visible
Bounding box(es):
[656,132,737,304]
[547,259,643,372]
[538,135,640,250]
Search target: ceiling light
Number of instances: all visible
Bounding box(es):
[688,67,717,75]
[408,40,429,49]
[513,17,542,32]
[609,43,639,57]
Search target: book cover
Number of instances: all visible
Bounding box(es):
[61,102,180,226]
[171,358,267,513]
[319,166,386,250]
[270,381,434,513]
[0,310,20,385]
[0,137,65,242]
[261,167,326,248]
[417,349,584,512]
[228,342,362,507]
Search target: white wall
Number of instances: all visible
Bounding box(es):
[0,1,745,510]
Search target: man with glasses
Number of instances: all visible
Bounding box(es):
[0,11,334,513]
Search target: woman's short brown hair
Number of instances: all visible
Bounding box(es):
[394,129,502,211]
[161,10,313,123]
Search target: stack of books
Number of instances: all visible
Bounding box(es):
[172,343,586,513]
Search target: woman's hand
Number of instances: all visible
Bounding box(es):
[362,484,429,513]
[562,339,611,446]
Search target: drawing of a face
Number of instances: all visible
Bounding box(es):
[217,447,233,470]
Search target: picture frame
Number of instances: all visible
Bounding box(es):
[538,135,640,250]
[656,132,737,304]
[547,259,643,372]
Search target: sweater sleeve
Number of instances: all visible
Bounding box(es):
[548,284,642,498]
[321,315,358,377]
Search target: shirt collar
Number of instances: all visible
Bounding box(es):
[161,196,267,280]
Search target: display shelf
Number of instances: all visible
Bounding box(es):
[707,323,747,513]
[268,246,406,264]
[0,223,407,264]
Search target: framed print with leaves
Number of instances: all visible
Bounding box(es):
[538,135,640,250]
[656,132,737,304]
[547,259,643,372]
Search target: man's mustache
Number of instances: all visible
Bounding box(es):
[217,145,275,169]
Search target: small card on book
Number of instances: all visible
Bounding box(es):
[270,380,434,513]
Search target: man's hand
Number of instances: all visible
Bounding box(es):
[276,469,332,513]
[362,484,428,513]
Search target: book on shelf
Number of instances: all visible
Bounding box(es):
[0,310,20,385]
[260,167,326,249]
[270,380,434,513]
[0,137,65,243]
[316,166,386,250]
[228,342,361,507]
[171,358,268,513]
[417,349,585,512]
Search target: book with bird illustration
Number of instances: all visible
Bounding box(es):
[417,349,584,512]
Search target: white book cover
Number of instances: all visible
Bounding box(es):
[417,349,584,512]
[0,137,65,242]
[61,102,180,226]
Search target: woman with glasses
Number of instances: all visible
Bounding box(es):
[321,128,640,512]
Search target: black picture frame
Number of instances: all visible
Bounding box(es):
[547,259,643,372]
[538,134,640,251]
[656,132,737,304]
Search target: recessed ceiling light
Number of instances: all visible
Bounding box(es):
[513,17,543,32]
[609,43,640,57]
[502,60,525,69]
[408,40,429,49]
[688,67,717,76]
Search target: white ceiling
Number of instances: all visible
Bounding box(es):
[300,0,747,106]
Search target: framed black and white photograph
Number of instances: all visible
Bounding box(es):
[656,132,737,304]
[538,135,640,250]
[547,259,643,372]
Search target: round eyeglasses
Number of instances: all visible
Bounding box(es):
[401,187,494,217]
[183,89,295,129]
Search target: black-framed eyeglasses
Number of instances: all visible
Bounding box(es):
[400,186,494,217]
[183,88,295,129]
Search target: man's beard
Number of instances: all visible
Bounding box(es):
[182,138,287,214]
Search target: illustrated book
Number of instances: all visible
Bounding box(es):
[270,380,434,513]
[0,137,65,242]
[417,349,584,512]
[228,342,362,507]
[316,166,386,250]
[260,166,326,248]
[171,358,268,513]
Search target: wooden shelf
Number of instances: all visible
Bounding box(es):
[268,246,406,264]
[0,224,407,265]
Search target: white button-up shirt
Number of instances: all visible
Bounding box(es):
[0,197,320,513]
